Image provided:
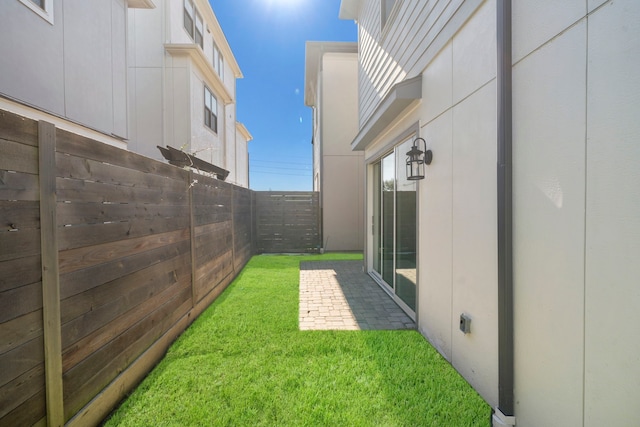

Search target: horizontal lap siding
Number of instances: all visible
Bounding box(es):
[0,111,46,426]
[255,192,320,253]
[0,109,257,425]
[54,130,193,420]
[358,0,477,128]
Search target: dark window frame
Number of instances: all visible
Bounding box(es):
[204,86,218,133]
[184,0,203,48]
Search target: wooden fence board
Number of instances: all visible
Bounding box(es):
[0,227,41,262]
[58,228,189,275]
[60,257,190,346]
[56,202,188,227]
[0,170,40,201]
[59,239,190,300]
[0,110,38,146]
[55,129,187,181]
[56,176,188,206]
[0,309,43,356]
[194,250,234,302]
[0,255,41,292]
[0,336,44,388]
[61,269,191,373]
[56,153,187,193]
[0,200,40,231]
[57,215,190,251]
[0,138,39,175]
[0,363,44,420]
[254,191,320,253]
[0,282,42,324]
[63,285,192,419]
[0,388,46,427]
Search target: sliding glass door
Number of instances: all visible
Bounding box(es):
[371,139,417,313]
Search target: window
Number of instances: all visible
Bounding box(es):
[204,87,218,133]
[195,13,204,48]
[184,0,203,48]
[19,0,54,24]
[213,43,224,81]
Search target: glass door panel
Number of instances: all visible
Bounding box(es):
[395,139,417,311]
[372,162,381,276]
[370,140,417,314]
[381,153,395,289]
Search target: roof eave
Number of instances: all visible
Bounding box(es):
[351,75,422,151]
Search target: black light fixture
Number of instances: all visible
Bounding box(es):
[406,137,433,180]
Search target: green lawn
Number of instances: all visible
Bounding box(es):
[103,253,490,426]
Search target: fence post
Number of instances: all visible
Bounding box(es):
[231,185,236,273]
[188,170,197,307]
[39,121,64,426]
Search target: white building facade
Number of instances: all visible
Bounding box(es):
[340,0,640,426]
[0,0,154,148]
[305,42,364,251]
[128,0,251,187]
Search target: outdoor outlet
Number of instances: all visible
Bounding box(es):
[460,313,471,334]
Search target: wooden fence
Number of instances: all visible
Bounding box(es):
[254,192,320,253]
[0,110,254,426]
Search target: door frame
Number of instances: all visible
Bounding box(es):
[365,123,421,320]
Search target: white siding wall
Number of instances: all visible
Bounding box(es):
[128,1,166,160]
[321,52,364,251]
[129,0,241,176]
[0,0,130,144]
[512,16,587,427]
[585,3,640,423]
[190,69,222,166]
[353,0,640,424]
[512,1,640,426]
[357,0,498,407]
[234,129,249,188]
[224,104,236,174]
[417,0,498,406]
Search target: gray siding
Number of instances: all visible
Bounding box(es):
[0,0,130,138]
[357,0,481,127]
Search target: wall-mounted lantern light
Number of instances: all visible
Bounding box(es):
[406,137,433,180]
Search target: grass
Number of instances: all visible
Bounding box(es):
[103,253,490,426]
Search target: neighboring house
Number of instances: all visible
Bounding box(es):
[128,0,251,187]
[339,0,640,426]
[0,0,155,148]
[304,42,364,251]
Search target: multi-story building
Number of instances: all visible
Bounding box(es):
[128,0,251,187]
[338,0,640,426]
[304,41,364,251]
[0,0,154,148]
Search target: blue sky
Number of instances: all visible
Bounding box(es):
[209,0,357,191]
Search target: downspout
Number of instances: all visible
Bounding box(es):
[495,0,515,426]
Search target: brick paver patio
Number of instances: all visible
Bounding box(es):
[299,260,415,330]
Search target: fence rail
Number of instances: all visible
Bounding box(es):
[0,110,258,426]
[254,191,320,253]
[0,109,321,426]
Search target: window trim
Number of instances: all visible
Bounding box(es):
[19,0,54,25]
[184,0,203,48]
[195,12,204,48]
[204,86,218,133]
[212,42,224,81]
